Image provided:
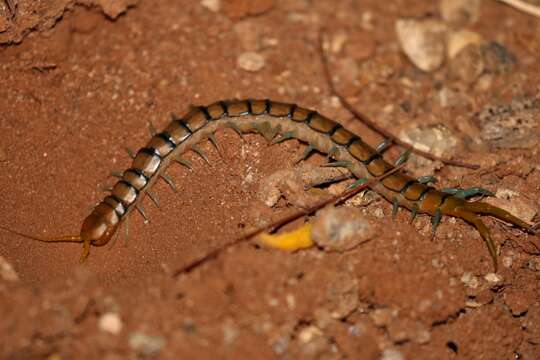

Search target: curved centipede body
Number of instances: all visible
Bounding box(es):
[2,99,537,270]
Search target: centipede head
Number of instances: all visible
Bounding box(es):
[79,203,120,261]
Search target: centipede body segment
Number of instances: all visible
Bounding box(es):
[2,99,537,270]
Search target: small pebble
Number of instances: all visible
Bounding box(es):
[0,255,19,281]
[447,29,484,59]
[399,124,459,157]
[129,332,166,357]
[371,308,397,327]
[440,0,481,27]
[449,43,485,84]
[98,313,123,335]
[201,0,220,12]
[312,206,375,252]
[237,52,265,72]
[484,273,503,284]
[395,18,447,72]
[298,326,323,343]
[381,348,404,360]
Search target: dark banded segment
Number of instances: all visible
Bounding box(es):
[268,101,292,117]
[205,101,227,119]
[331,127,355,145]
[184,107,209,131]
[103,195,127,217]
[308,113,337,134]
[291,106,311,122]
[132,148,161,178]
[249,99,267,115]
[93,202,120,226]
[363,152,382,165]
[399,179,417,195]
[366,158,393,177]
[111,181,138,207]
[147,133,176,156]
[403,182,430,201]
[198,106,212,121]
[122,168,148,191]
[165,119,191,144]
[347,139,374,163]
[419,189,448,212]
[381,173,411,192]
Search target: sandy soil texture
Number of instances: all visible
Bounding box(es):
[1,0,539,359]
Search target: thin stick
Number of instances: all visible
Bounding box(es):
[497,0,540,17]
[317,30,480,170]
[172,164,404,277]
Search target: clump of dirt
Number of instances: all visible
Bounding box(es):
[1,0,540,359]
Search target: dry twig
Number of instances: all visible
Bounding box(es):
[172,165,404,277]
[318,29,480,170]
[497,0,540,18]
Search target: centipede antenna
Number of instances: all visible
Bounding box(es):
[125,147,136,159]
[392,196,399,220]
[148,121,157,136]
[146,190,161,209]
[135,204,150,224]
[375,138,393,153]
[207,133,223,157]
[296,144,316,163]
[224,121,245,141]
[110,171,124,179]
[0,225,82,244]
[174,158,193,170]
[160,173,178,192]
[395,149,412,167]
[191,145,211,165]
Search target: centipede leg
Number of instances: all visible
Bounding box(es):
[136,204,150,224]
[224,121,245,141]
[148,121,157,136]
[191,145,211,165]
[124,216,130,247]
[375,138,393,153]
[272,131,297,144]
[465,201,534,232]
[160,173,178,192]
[174,158,193,170]
[346,178,368,190]
[431,208,442,239]
[417,175,437,185]
[452,207,498,271]
[394,149,412,166]
[125,147,136,159]
[296,144,316,163]
[392,196,399,221]
[146,190,161,209]
[441,187,494,199]
[322,160,352,169]
[409,204,418,224]
[208,133,223,157]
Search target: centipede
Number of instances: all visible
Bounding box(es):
[1,99,538,270]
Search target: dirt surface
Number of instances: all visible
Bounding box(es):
[1,0,540,359]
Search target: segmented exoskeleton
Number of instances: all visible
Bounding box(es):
[2,99,537,270]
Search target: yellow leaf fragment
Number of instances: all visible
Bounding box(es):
[257,223,314,251]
